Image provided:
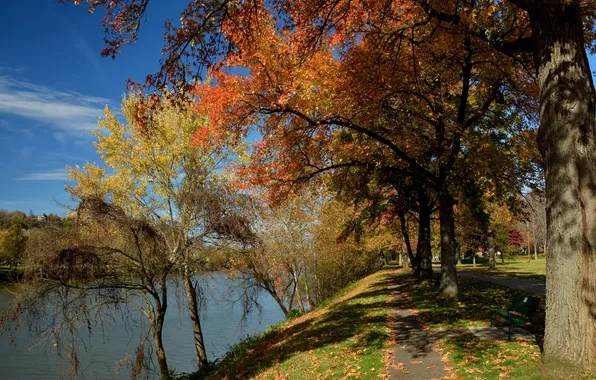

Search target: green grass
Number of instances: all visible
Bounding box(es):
[444,332,544,379]
[400,274,546,331]
[194,270,393,379]
[458,255,546,281]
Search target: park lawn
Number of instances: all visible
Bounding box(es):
[400,274,546,330]
[202,269,393,379]
[458,255,546,282]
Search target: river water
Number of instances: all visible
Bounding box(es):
[0,273,285,379]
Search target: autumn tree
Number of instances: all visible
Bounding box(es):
[65,0,537,304]
[63,0,596,371]
[329,165,435,280]
[6,201,174,379]
[65,93,247,373]
[235,189,320,316]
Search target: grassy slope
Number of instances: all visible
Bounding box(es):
[205,269,394,379]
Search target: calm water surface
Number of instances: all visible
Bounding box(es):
[0,273,285,379]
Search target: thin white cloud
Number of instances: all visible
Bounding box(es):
[16,169,70,181]
[0,76,111,137]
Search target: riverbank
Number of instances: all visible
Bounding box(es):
[179,269,394,379]
[179,267,564,380]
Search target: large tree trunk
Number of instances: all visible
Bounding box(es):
[532,0,596,372]
[488,231,496,270]
[416,191,434,280]
[182,271,208,371]
[438,191,458,298]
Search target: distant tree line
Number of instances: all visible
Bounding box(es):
[0,210,71,230]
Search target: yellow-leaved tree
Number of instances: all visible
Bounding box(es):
[66,93,248,375]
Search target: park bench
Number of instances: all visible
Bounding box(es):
[490,295,541,340]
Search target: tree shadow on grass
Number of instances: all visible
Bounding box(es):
[397,274,545,352]
[206,274,393,379]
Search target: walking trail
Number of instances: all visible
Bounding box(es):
[386,275,454,379]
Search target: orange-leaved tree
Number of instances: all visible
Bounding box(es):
[64,0,596,371]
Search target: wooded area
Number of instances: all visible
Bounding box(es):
[2,0,596,376]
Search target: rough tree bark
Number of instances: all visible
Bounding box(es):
[438,191,458,298]
[530,0,596,372]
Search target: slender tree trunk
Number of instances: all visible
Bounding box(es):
[291,266,306,314]
[532,223,539,260]
[398,210,416,272]
[488,232,496,270]
[150,290,169,380]
[457,244,463,266]
[268,288,289,317]
[304,277,312,311]
[182,270,208,370]
[416,194,433,280]
[438,191,458,298]
[532,1,596,372]
[312,251,319,306]
[152,313,168,379]
[527,228,532,262]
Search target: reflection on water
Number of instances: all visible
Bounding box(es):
[0,273,285,379]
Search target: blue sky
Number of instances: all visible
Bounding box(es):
[0,0,188,214]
